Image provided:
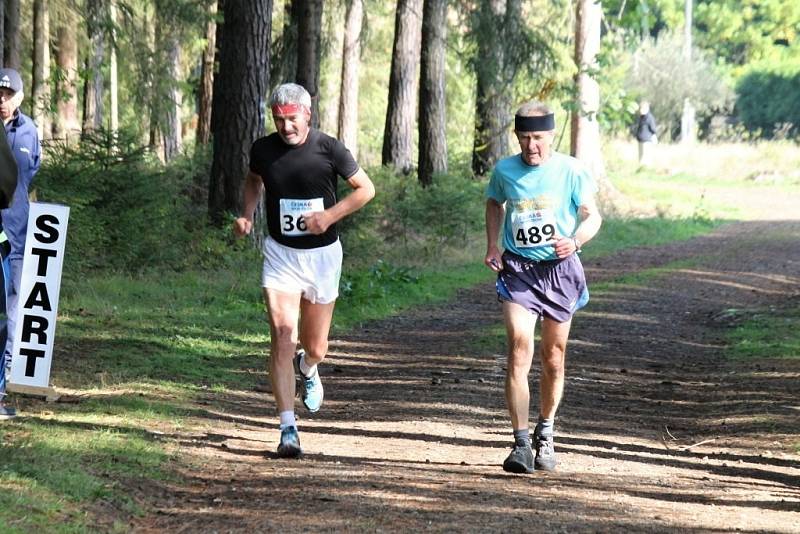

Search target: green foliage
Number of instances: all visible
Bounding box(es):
[695,0,800,68]
[735,60,800,139]
[340,259,418,303]
[35,129,236,273]
[603,0,684,40]
[596,32,640,134]
[338,167,486,264]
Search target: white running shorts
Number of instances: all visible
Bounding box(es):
[261,236,343,304]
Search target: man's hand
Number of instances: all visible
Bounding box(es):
[302,210,332,235]
[233,217,253,237]
[553,236,579,258]
[485,246,503,272]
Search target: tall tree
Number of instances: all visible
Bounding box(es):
[320,1,345,133]
[53,11,80,140]
[417,0,447,186]
[382,0,422,173]
[271,0,299,91]
[109,0,118,133]
[196,0,218,146]
[162,33,182,161]
[32,0,52,139]
[83,0,105,133]
[680,0,695,143]
[295,0,322,127]
[337,0,363,157]
[3,0,21,69]
[471,0,518,176]
[208,0,271,224]
[0,2,5,66]
[570,0,605,179]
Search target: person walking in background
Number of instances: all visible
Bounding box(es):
[0,68,40,420]
[233,83,375,458]
[484,100,602,473]
[633,100,658,166]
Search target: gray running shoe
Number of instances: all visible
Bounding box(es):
[534,433,557,471]
[294,350,324,413]
[276,426,302,458]
[502,440,535,474]
[0,403,17,420]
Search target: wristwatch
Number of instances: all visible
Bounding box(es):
[572,235,582,252]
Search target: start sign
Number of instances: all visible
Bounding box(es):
[8,202,69,391]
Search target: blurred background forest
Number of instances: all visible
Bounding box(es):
[3,0,799,273]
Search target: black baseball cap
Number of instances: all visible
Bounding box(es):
[0,69,23,93]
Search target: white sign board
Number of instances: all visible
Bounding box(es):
[9,202,69,389]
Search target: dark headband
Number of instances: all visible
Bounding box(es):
[514,113,555,132]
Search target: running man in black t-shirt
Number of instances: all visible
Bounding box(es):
[234,83,375,458]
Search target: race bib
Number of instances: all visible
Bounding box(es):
[280,197,324,236]
[510,208,557,248]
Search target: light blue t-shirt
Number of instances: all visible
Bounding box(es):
[486,152,597,261]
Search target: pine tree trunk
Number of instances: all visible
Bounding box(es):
[32,0,51,139]
[271,0,298,93]
[109,0,118,133]
[418,0,447,186]
[471,0,513,177]
[162,36,182,161]
[320,2,344,134]
[196,0,217,146]
[0,2,5,66]
[296,0,323,128]
[83,0,105,133]
[53,22,80,141]
[382,0,422,173]
[208,0,271,225]
[148,12,161,155]
[337,0,362,158]
[3,0,21,69]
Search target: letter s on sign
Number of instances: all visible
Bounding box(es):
[35,214,60,244]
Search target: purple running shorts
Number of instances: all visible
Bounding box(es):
[496,250,589,323]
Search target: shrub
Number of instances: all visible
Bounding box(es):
[338,167,486,265]
[36,129,228,273]
[625,32,734,140]
[736,61,800,140]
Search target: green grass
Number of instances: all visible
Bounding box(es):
[0,411,170,533]
[726,307,800,360]
[583,216,719,259]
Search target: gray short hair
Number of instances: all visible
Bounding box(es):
[270,83,312,109]
[516,101,553,117]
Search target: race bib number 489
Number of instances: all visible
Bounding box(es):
[280,197,324,236]
[511,208,557,248]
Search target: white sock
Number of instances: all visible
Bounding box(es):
[299,353,317,377]
[279,410,296,430]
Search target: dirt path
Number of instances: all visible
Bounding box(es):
[133,220,800,533]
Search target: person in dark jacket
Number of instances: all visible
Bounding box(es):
[633,100,658,166]
[0,68,40,419]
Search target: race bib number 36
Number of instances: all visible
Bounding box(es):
[511,208,557,248]
[280,197,324,236]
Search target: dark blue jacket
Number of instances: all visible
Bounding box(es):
[2,110,41,260]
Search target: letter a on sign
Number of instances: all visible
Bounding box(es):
[9,202,70,391]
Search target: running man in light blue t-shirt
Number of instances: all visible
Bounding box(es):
[486,150,597,261]
[484,101,602,475]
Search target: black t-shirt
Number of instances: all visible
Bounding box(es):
[249,129,359,249]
